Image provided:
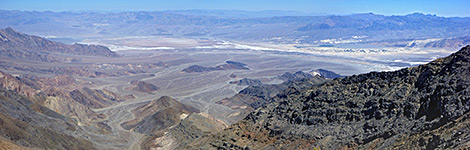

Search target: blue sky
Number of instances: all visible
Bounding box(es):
[0,0,469,17]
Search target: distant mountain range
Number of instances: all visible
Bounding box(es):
[1,10,469,46]
[164,10,322,18]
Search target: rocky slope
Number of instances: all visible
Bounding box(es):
[191,46,470,149]
[0,70,143,149]
[0,137,31,150]
[218,76,327,124]
[70,87,127,109]
[0,27,118,62]
[0,71,129,125]
[0,86,95,150]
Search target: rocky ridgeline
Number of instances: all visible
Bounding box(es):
[191,46,470,149]
[0,27,118,62]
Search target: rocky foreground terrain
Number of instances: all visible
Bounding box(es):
[189,46,470,149]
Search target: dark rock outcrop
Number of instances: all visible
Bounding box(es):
[229,78,263,86]
[278,71,313,81]
[182,61,249,73]
[218,76,327,124]
[182,65,214,73]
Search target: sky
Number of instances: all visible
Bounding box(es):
[0,0,469,17]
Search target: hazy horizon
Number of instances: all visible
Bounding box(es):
[1,0,469,17]
[0,9,467,18]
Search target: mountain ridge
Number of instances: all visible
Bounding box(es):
[0,27,119,62]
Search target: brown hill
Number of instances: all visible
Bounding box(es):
[121,96,199,133]
[142,113,228,150]
[126,80,159,93]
